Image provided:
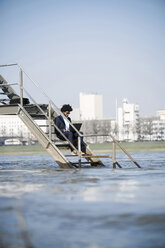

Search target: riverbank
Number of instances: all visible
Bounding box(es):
[90,141,165,153]
[0,141,165,156]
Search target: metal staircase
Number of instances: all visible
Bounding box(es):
[0,63,141,169]
[0,64,105,168]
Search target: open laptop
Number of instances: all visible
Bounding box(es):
[70,123,82,132]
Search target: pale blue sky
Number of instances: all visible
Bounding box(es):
[1,0,165,117]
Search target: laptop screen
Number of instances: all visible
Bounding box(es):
[70,123,82,132]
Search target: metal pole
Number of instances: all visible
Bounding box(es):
[20,69,23,106]
[112,142,116,168]
[0,63,17,67]
[48,102,52,140]
[109,134,141,168]
[78,136,81,168]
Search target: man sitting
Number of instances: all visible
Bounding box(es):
[54,104,85,154]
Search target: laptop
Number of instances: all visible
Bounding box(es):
[70,123,82,132]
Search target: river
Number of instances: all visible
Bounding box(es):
[0,152,165,248]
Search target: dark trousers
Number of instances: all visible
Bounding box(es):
[57,131,86,152]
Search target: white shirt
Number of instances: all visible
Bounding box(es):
[64,118,70,130]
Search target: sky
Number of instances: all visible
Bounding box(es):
[1,0,165,118]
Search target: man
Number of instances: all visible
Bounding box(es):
[54,104,85,154]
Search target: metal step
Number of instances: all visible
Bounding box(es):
[0,75,30,105]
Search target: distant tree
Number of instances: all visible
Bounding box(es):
[159,124,165,141]
[139,118,145,141]
[132,123,138,141]
[112,122,118,139]
[101,121,111,142]
[81,121,92,143]
[143,118,153,141]
[136,121,141,141]
[92,120,100,143]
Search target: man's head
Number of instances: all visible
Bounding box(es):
[61,104,73,117]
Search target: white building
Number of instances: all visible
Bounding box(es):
[80,93,103,120]
[117,98,139,141]
[0,115,48,143]
[139,116,165,141]
[157,109,165,121]
[0,115,32,138]
[152,118,165,141]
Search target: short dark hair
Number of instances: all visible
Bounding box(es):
[61,104,73,112]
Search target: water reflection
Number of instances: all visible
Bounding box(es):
[0,182,43,198]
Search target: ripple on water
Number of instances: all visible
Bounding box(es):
[0,152,165,248]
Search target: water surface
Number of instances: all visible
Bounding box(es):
[0,152,165,248]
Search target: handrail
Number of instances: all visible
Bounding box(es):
[81,133,141,168]
[108,133,141,168]
[0,83,18,86]
[0,63,18,67]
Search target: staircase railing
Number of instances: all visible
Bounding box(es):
[81,134,141,168]
[0,63,86,159]
[0,63,141,168]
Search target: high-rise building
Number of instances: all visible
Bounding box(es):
[117,98,139,141]
[79,93,103,120]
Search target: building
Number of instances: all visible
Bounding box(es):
[140,116,165,141]
[0,115,48,144]
[117,98,140,141]
[152,118,165,141]
[1,99,164,144]
[157,109,165,121]
[0,115,32,139]
[80,93,103,120]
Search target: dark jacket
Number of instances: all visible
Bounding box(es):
[54,115,71,137]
